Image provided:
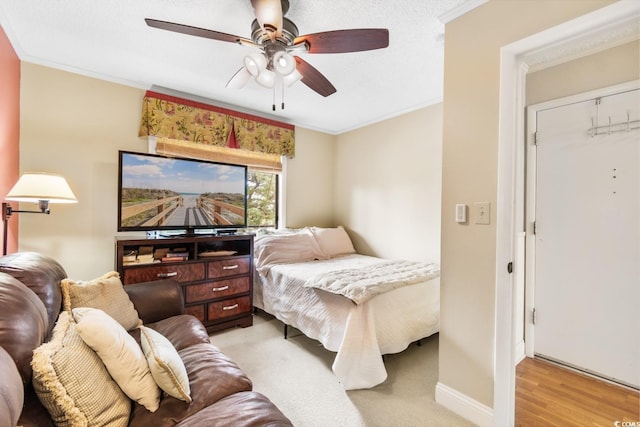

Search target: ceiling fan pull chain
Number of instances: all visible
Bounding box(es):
[281,76,285,110]
[272,83,276,111]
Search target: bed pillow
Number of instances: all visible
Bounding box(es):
[31,311,131,427]
[139,326,191,402]
[73,307,160,412]
[61,271,141,331]
[254,229,327,275]
[311,226,356,258]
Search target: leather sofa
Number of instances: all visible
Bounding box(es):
[0,252,292,427]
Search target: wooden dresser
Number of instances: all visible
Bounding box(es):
[115,234,254,332]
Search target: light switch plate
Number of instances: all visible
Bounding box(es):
[455,204,467,223]
[475,202,490,225]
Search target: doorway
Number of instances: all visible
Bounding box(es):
[494,2,640,425]
[526,85,639,389]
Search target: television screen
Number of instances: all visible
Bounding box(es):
[117,151,247,233]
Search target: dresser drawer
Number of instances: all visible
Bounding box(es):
[207,296,251,322]
[123,262,205,285]
[184,277,250,303]
[207,257,250,279]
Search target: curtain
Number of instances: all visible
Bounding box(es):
[138,91,295,159]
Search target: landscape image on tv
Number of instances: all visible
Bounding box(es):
[118,152,246,231]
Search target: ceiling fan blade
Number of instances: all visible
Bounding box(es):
[294,28,389,54]
[226,67,252,89]
[145,18,255,46]
[294,56,336,97]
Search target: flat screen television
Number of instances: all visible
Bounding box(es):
[117,150,247,234]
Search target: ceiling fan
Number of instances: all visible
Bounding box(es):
[145,0,389,102]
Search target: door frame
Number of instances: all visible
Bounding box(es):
[524,80,640,357]
[493,2,640,425]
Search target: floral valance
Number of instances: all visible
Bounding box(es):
[138,91,295,158]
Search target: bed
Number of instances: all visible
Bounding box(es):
[252,226,440,390]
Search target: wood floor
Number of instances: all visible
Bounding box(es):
[515,357,640,426]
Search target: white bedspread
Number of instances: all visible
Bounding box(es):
[254,254,440,390]
[303,260,440,305]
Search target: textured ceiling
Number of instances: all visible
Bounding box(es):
[0,0,474,134]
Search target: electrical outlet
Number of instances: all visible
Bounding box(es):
[474,202,490,225]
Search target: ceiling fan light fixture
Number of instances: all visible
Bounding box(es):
[256,68,275,88]
[283,69,302,87]
[244,53,267,77]
[145,1,389,101]
[226,67,252,89]
[273,51,296,76]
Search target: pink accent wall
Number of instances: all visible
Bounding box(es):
[0,26,20,254]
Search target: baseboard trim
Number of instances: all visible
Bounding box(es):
[435,382,493,427]
[515,339,526,364]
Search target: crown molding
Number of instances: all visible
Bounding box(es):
[438,0,488,24]
[523,12,640,73]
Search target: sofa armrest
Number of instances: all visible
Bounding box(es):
[125,279,184,324]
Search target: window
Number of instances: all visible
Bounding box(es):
[247,169,278,228]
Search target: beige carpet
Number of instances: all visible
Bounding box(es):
[210,312,473,427]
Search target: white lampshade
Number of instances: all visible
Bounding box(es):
[282,69,302,87]
[5,173,78,204]
[244,53,267,77]
[273,51,296,76]
[256,69,275,88]
[226,67,252,89]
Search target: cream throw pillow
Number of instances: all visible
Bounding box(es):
[254,230,327,275]
[140,326,192,403]
[73,307,160,412]
[31,311,130,427]
[61,271,141,331]
[311,226,356,258]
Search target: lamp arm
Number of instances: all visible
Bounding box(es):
[3,201,50,220]
[2,201,51,256]
[9,208,51,215]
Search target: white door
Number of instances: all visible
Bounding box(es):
[534,88,640,389]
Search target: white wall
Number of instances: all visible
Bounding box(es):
[17,63,335,279]
[334,104,442,264]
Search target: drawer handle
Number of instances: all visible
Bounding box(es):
[157,272,178,278]
[222,303,239,311]
[222,264,239,270]
[212,285,229,292]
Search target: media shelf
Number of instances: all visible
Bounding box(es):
[115,233,254,333]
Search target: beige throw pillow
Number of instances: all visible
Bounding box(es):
[140,326,192,403]
[73,307,160,412]
[311,226,356,258]
[31,311,131,427]
[61,271,141,331]
[254,230,327,275]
